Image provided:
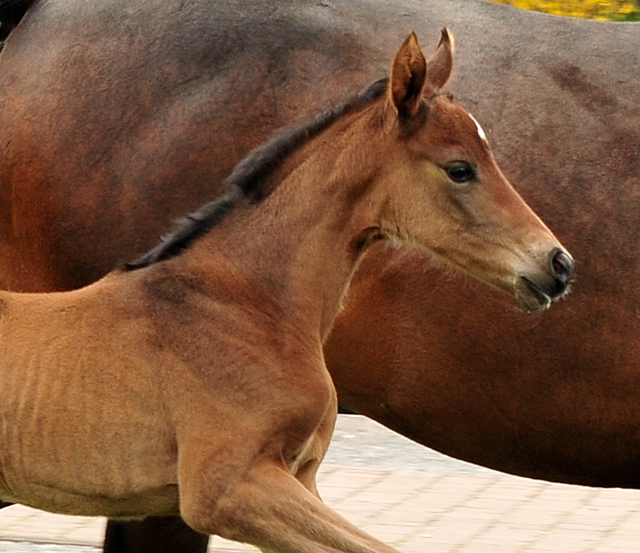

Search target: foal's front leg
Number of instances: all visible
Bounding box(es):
[177,401,400,553]
[182,461,400,553]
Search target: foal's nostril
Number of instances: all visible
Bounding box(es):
[549,248,574,283]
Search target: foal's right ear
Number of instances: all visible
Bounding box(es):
[390,32,427,119]
[425,28,454,93]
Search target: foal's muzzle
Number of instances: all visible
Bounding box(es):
[519,248,575,311]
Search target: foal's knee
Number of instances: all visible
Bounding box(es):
[179,474,265,540]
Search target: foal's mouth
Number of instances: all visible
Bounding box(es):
[520,277,554,312]
[514,248,574,312]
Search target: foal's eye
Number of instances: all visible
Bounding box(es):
[446,162,476,184]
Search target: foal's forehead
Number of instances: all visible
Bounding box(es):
[427,97,491,150]
[467,112,489,145]
[451,102,490,147]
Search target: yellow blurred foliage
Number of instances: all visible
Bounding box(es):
[492,0,639,19]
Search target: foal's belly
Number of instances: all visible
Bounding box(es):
[0,404,180,517]
[0,325,179,516]
[0,405,180,517]
[0,481,180,518]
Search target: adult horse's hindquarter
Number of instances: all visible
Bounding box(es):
[0,32,571,552]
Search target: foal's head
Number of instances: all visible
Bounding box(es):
[375,31,573,311]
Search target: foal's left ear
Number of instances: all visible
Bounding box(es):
[390,29,455,118]
[390,32,427,118]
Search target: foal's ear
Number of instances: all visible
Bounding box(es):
[390,32,427,118]
[425,28,455,93]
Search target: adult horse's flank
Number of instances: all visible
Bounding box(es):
[0,32,571,549]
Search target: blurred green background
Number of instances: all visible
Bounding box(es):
[491,0,640,20]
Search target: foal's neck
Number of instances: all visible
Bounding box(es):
[185,104,390,340]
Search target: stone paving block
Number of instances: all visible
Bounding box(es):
[320,466,388,484]
[361,470,439,493]
[563,510,627,529]
[343,490,412,508]
[461,496,522,513]
[519,498,588,515]
[477,476,543,494]
[614,517,640,535]
[458,535,532,552]
[382,503,446,523]
[474,523,547,545]
[366,506,421,525]
[589,488,640,504]
[502,506,567,527]
[447,505,505,523]
[535,484,597,503]
[416,517,487,541]
[593,537,640,553]
[529,530,603,551]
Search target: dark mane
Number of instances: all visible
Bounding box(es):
[226,77,389,204]
[125,77,389,271]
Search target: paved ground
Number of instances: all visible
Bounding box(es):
[1,415,639,552]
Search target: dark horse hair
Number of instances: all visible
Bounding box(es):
[125,77,389,271]
[0,0,35,41]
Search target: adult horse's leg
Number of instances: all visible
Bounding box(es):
[104,518,208,553]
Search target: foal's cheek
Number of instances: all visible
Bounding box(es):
[400,159,448,210]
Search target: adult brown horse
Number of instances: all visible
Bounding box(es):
[0,30,571,550]
[0,0,638,551]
